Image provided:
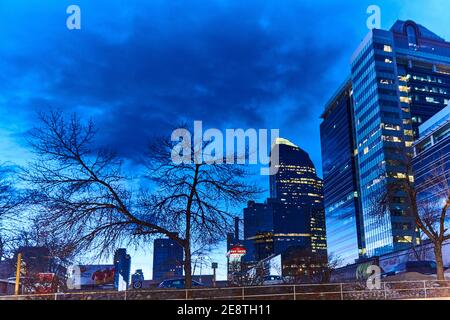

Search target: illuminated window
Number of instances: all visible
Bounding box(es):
[398,86,410,93]
[404,130,413,136]
[384,45,393,53]
[396,236,413,243]
[400,97,411,104]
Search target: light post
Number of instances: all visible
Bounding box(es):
[212,262,218,287]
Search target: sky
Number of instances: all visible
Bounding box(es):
[0,0,449,280]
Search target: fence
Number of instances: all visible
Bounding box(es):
[1,280,450,300]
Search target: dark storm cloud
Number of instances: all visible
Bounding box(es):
[0,0,371,166]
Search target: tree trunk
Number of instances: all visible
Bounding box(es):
[184,243,192,289]
[184,164,199,290]
[434,242,446,281]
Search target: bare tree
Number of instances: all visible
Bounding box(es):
[0,164,23,260]
[143,132,261,288]
[228,259,264,287]
[24,111,260,289]
[23,111,186,269]
[373,157,450,281]
[7,218,78,293]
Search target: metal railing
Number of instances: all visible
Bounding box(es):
[1,280,450,300]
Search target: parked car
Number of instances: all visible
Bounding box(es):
[158,278,205,289]
[394,261,437,275]
[262,275,284,285]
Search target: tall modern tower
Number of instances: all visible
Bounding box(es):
[243,138,327,276]
[413,103,450,220]
[322,20,450,262]
[320,80,365,266]
[351,21,450,257]
[270,138,327,258]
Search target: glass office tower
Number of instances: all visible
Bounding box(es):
[413,104,450,229]
[320,80,365,266]
[243,139,327,270]
[350,21,450,257]
[270,138,327,258]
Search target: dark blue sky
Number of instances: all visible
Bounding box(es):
[1,0,449,278]
[1,0,448,175]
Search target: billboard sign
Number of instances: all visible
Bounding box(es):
[76,265,115,286]
[227,245,246,260]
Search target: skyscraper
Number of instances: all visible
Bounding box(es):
[152,238,184,281]
[322,20,450,261]
[270,138,327,258]
[320,80,365,266]
[351,20,450,257]
[413,103,450,220]
[243,139,327,274]
[114,248,131,289]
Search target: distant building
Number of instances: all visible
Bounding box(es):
[152,238,183,281]
[14,247,51,275]
[243,138,327,277]
[114,248,131,289]
[270,138,327,260]
[0,259,14,279]
[226,217,245,278]
[243,200,274,263]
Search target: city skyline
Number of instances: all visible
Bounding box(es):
[1,1,450,282]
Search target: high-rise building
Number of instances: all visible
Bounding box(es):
[320,80,365,266]
[114,248,131,289]
[323,20,450,261]
[270,138,327,258]
[152,238,184,281]
[243,139,327,275]
[351,20,450,257]
[413,103,450,221]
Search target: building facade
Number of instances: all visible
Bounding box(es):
[243,139,327,276]
[322,20,450,263]
[322,21,450,260]
[152,238,184,281]
[413,103,450,228]
[114,248,131,289]
[320,80,365,266]
[270,138,327,259]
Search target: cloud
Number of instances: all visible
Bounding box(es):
[1,0,448,175]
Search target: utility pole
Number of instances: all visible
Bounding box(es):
[14,253,22,296]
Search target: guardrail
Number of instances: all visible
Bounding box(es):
[1,280,450,300]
